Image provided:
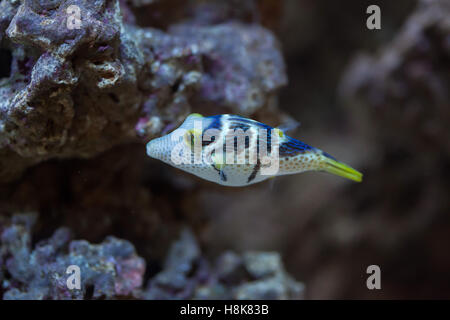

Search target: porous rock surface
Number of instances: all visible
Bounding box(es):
[0,0,286,182]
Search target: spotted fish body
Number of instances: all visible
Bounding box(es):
[146,114,363,186]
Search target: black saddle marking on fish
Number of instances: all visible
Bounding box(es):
[265,126,272,154]
[254,127,274,156]
[244,135,250,150]
[247,159,261,183]
[202,135,215,147]
[203,115,223,147]
[225,126,253,154]
[229,120,251,132]
[228,116,273,131]
[206,115,223,131]
[220,170,227,182]
[231,116,274,154]
[212,164,227,182]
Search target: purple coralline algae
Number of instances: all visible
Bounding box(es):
[1,213,145,299]
[0,215,303,299]
[143,229,303,300]
[0,0,301,300]
[0,0,287,182]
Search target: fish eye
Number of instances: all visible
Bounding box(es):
[187,113,203,118]
[183,129,202,147]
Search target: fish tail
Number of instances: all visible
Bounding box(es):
[320,154,363,182]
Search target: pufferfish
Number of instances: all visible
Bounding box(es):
[146,113,363,187]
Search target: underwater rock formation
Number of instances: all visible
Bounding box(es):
[1,213,145,299]
[0,1,293,300]
[144,229,303,300]
[2,0,447,300]
[341,0,449,154]
[0,214,303,299]
[0,0,286,182]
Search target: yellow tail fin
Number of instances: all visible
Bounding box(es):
[322,156,363,182]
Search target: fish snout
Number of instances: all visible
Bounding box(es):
[146,139,158,159]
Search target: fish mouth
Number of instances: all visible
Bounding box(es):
[146,140,158,158]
